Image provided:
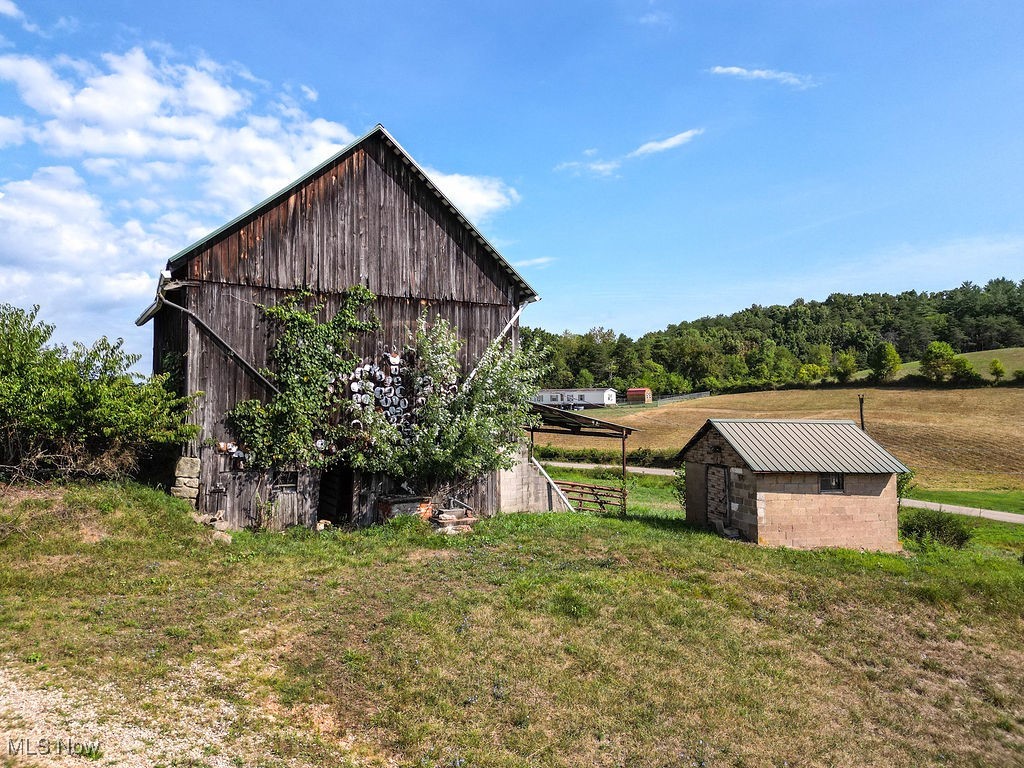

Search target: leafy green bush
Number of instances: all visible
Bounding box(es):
[376,313,547,497]
[896,468,916,510]
[868,342,902,382]
[0,304,198,480]
[227,288,384,472]
[672,465,686,510]
[899,507,973,549]
[949,356,983,385]
[532,444,678,468]
[920,341,957,382]
[989,358,1006,382]
[229,295,548,499]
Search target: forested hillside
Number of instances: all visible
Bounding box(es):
[523,278,1024,393]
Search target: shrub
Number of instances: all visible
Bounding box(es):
[896,469,916,511]
[0,304,198,480]
[1013,368,1024,383]
[949,356,982,385]
[868,342,902,382]
[831,351,859,383]
[989,358,1006,382]
[532,444,678,469]
[920,341,957,382]
[672,465,686,510]
[899,508,973,549]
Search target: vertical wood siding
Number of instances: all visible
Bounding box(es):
[182,135,524,306]
[169,133,525,529]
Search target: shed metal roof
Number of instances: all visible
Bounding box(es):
[682,419,908,474]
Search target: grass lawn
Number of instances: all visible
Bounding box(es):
[1,481,1023,767]
[853,347,1024,382]
[907,488,1024,515]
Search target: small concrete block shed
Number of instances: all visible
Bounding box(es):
[679,419,908,551]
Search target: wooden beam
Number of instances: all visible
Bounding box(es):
[528,428,629,439]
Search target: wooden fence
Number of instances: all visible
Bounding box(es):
[555,480,627,515]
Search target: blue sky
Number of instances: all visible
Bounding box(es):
[0,1,1022,367]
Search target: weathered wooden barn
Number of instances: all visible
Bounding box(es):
[680,419,907,551]
[137,124,555,530]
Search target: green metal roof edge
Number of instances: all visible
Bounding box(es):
[679,418,909,474]
[707,418,910,475]
[164,123,539,302]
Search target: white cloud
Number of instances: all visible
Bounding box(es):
[638,11,671,26]
[709,65,817,89]
[0,165,171,353]
[512,257,555,269]
[0,114,25,146]
[424,166,521,221]
[0,44,522,362]
[557,127,703,176]
[0,0,37,33]
[555,158,621,177]
[628,128,704,157]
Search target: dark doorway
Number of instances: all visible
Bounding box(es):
[318,465,354,524]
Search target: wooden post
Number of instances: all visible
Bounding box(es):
[858,394,865,431]
[529,427,535,461]
[621,435,627,483]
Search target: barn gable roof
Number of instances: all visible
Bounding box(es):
[163,124,538,303]
[680,419,908,474]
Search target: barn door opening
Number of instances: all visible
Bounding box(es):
[706,465,730,526]
[318,465,354,525]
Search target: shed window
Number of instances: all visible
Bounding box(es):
[272,470,299,493]
[819,473,844,493]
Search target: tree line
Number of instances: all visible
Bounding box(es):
[522,278,1024,394]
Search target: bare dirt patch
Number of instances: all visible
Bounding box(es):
[0,656,348,768]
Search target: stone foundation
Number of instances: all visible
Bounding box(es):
[170,456,200,506]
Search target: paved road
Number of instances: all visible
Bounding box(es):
[543,461,1024,526]
[900,498,1023,525]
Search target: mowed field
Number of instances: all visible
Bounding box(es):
[538,386,1024,491]
[853,347,1024,381]
[1,483,1023,767]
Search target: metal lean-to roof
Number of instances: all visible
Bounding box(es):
[163,124,539,303]
[684,419,908,474]
[530,402,635,439]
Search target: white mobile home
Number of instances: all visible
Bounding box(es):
[532,388,617,408]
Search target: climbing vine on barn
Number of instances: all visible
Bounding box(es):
[227,290,546,497]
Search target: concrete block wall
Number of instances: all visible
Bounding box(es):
[755,472,900,552]
[728,466,758,541]
[499,449,571,513]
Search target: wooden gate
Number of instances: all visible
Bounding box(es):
[555,481,627,514]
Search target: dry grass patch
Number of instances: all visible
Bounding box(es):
[540,387,1024,490]
[0,482,1022,766]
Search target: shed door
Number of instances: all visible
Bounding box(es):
[706,465,729,524]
